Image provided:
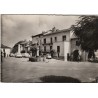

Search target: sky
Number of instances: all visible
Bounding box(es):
[1,15,79,47]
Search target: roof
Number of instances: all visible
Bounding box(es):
[1,44,11,49]
[31,28,70,38]
[32,33,43,38]
[20,41,28,45]
[15,40,28,46]
[43,29,70,36]
[15,41,24,45]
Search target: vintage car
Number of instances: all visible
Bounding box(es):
[46,54,52,59]
[15,53,22,58]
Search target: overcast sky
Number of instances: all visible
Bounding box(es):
[2,15,79,47]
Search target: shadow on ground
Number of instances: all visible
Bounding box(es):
[40,75,81,83]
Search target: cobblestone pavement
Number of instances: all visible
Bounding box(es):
[1,57,98,83]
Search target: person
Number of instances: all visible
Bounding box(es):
[67,53,70,61]
[50,50,54,58]
[78,50,82,61]
[4,52,6,58]
[70,52,73,61]
[1,51,3,62]
[43,54,46,62]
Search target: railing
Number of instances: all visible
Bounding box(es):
[42,42,53,45]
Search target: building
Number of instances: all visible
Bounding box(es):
[1,44,11,57]
[11,40,31,54]
[31,27,88,61]
[32,33,43,56]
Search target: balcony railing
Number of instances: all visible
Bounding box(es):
[42,42,53,45]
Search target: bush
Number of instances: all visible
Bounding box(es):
[21,50,25,53]
[88,59,98,63]
[29,57,37,62]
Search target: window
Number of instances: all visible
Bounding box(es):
[62,35,66,41]
[76,41,80,46]
[57,46,60,53]
[44,46,46,52]
[44,38,46,44]
[50,37,53,43]
[54,37,57,42]
[50,46,52,50]
[40,40,41,44]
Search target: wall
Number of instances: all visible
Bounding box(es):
[32,37,39,44]
[53,42,64,57]
[70,39,80,53]
[64,41,71,61]
[2,48,11,57]
[41,31,70,57]
[5,49,11,57]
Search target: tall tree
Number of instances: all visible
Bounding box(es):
[71,15,98,52]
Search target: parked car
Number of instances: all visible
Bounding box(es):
[9,53,15,57]
[24,53,30,58]
[15,53,22,58]
[46,54,52,59]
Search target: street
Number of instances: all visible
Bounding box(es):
[1,57,98,83]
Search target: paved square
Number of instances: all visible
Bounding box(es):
[1,57,98,83]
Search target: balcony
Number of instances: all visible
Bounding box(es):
[42,42,53,46]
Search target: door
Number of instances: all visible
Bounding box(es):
[57,46,60,57]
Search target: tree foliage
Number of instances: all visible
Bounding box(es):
[11,41,24,53]
[71,15,98,51]
[30,47,37,56]
[21,50,25,53]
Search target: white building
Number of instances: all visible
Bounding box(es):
[31,27,87,61]
[1,44,11,57]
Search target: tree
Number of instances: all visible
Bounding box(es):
[11,41,25,53]
[71,16,98,52]
[30,47,37,56]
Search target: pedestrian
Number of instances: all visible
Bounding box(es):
[4,52,6,58]
[1,51,3,62]
[43,54,46,62]
[78,50,82,61]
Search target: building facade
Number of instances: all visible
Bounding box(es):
[31,27,88,61]
[11,40,31,55]
[1,44,11,57]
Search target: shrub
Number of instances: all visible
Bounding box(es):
[29,57,37,62]
[21,50,25,53]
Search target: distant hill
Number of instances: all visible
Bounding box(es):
[1,44,11,49]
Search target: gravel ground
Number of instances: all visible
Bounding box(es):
[1,57,98,83]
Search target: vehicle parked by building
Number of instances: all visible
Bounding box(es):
[15,53,22,58]
[22,53,30,58]
[46,54,52,59]
[9,53,15,57]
